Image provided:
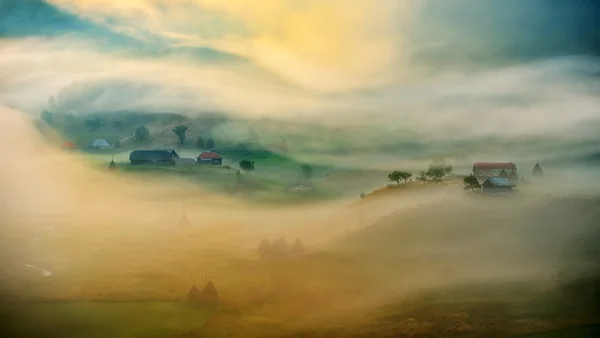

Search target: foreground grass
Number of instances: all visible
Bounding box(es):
[0,301,212,338]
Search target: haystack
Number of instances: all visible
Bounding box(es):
[290,238,304,256]
[532,162,543,177]
[200,280,219,305]
[186,283,203,303]
[257,238,271,256]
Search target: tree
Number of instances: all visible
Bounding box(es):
[400,171,413,184]
[172,125,189,146]
[444,165,453,175]
[463,174,481,191]
[239,159,255,171]
[388,171,402,186]
[196,136,205,149]
[134,125,150,143]
[40,110,53,125]
[426,166,446,183]
[206,138,215,149]
[417,170,428,182]
[389,171,413,185]
[301,164,313,180]
[84,118,102,131]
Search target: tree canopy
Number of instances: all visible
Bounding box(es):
[196,136,205,149]
[463,174,481,191]
[172,125,189,146]
[388,170,412,185]
[134,125,150,143]
[206,138,215,149]
[239,159,255,171]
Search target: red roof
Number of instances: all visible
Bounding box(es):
[473,162,516,170]
[61,142,77,149]
[197,151,222,160]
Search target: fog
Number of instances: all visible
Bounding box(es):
[1,104,599,335]
[2,0,600,336]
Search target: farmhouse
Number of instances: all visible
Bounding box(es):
[129,149,180,166]
[197,151,223,165]
[473,162,517,180]
[482,177,514,195]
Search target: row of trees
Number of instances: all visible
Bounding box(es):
[388,163,453,186]
[133,124,215,149]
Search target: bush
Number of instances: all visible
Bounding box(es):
[239,159,255,171]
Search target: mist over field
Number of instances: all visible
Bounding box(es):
[1,0,600,337]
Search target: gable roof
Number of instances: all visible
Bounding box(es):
[484,177,513,187]
[89,139,111,147]
[129,149,179,161]
[473,162,516,170]
[197,151,222,160]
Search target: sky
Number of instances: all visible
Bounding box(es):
[1,0,600,153]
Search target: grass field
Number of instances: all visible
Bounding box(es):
[0,301,213,338]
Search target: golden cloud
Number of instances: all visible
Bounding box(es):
[48,0,414,92]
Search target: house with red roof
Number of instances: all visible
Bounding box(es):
[197,151,223,165]
[61,141,77,150]
[472,162,518,181]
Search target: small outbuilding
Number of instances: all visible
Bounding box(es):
[197,152,223,165]
[89,139,111,149]
[482,177,514,195]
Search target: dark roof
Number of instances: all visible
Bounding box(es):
[473,162,516,170]
[129,149,179,161]
[197,151,222,160]
[484,177,513,187]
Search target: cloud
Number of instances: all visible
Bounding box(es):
[47,0,414,92]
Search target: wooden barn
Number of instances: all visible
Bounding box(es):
[129,149,180,166]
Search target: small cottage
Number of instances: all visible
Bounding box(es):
[129,149,180,166]
[197,151,223,165]
[482,177,514,195]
